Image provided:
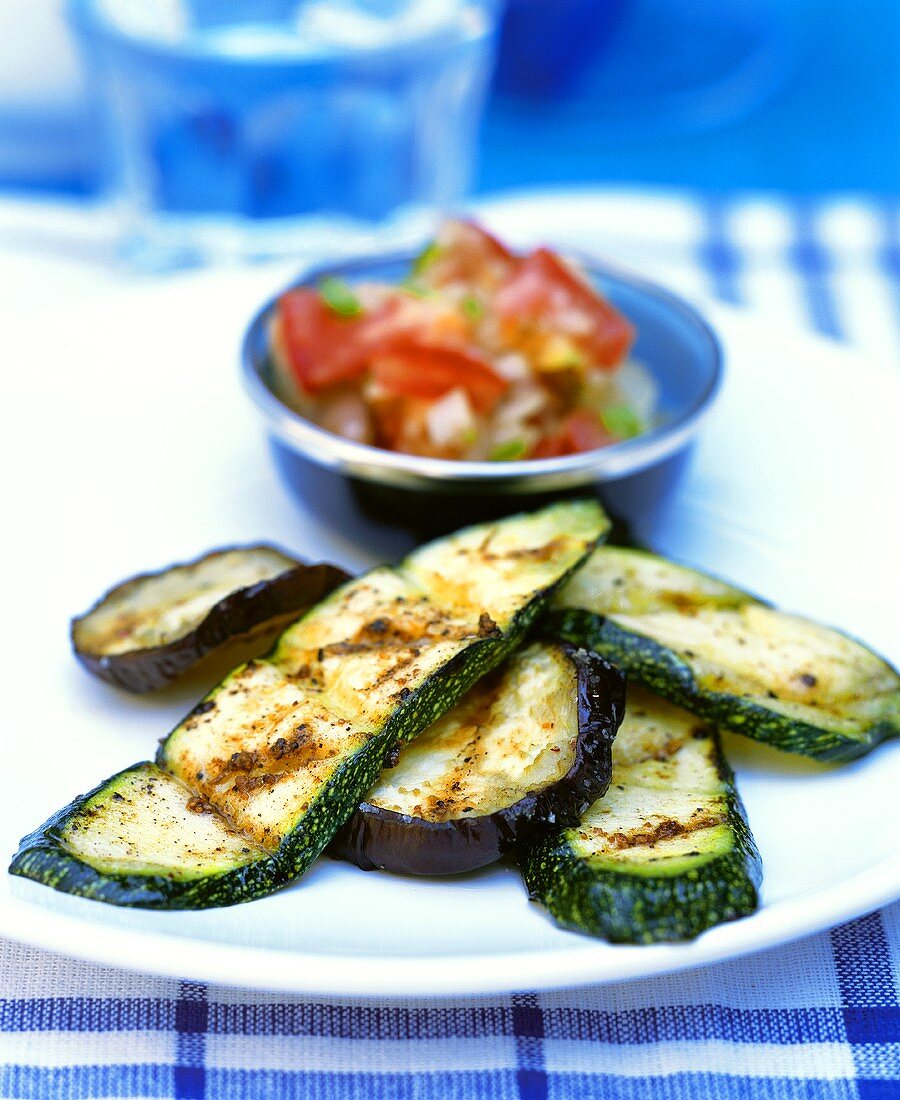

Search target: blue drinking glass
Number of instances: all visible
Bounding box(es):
[68,0,499,267]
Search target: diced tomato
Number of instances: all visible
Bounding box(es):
[280,284,486,396]
[278,283,503,409]
[495,248,635,368]
[364,291,469,348]
[442,219,515,264]
[368,393,421,454]
[530,430,568,459]
[532,410,615,458]
[562,409,616,451]
[278,289,374,394]
[418,220,517,289]
[371,341,508,413]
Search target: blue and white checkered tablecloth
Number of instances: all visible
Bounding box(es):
[0,191,897,1098]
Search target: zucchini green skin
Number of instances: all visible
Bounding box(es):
[547,546,899,762]
[520,784,761,944]
[11,500,609,909]
[519,691,762,944]
[550,610,897,762]
[9,763,270,908]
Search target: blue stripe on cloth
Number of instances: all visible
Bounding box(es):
[785,203,843,339]
[0,1067,878,1100]
[832,913,896,1007]
[0,997,174,1033]
[512,993,547,1100]
[542,1005,846,1045]
[0,998,855,1044]
[203,1070,519,1100]
[547,1075,861,1100]
[857,1086,900,1100]
[831,913,900,1096]
[844,1008,900,1045]
[174,982,207,1100]
[696,200,743,306]
[205,1002,515,1038]
[0,1064,176,1098]
[203,1002,847,1043]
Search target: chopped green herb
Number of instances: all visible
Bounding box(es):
[412,241,443,275]
[489,439,528,462]
[319,276,363,318]
[400,278,439,300]
[601,404,643,440]
[461,295,484,321]
[461,426,479,447]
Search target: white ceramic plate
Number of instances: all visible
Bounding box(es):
[1,264,897,998]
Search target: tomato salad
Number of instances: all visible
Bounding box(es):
[270,220,657,461]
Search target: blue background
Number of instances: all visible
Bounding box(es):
[480,0,899,196]
[2,0,897,198]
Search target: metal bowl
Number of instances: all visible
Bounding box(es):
[241,251,722,531]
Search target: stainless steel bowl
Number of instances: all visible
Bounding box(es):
[241,250,722,519]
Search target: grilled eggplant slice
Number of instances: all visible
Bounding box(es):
[71,545,350,692]
[331,643,625,876]
[520,687,762,943]
[549,547,900,761]
[12,500,609,909]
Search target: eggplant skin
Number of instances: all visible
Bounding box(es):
[71,547,350,693]
[330,646,626,876]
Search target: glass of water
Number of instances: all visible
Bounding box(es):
[69,0,499,268]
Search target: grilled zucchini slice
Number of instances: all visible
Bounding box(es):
[331,643,625,876]
[11,764,269,907]
[71,545,349,692]
[549,547,900,761]
[520,687,762,943]
[12,500,609,909]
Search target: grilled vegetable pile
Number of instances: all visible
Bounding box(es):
[12,501,607,909]
[10,501,898,945]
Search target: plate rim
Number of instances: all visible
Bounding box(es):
[2,851,898,997]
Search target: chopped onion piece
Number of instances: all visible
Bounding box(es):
[610,359,658,425]
[555,308,595,337]
[318,391,374,445]
[425,388,476,448]
[493,353,530,381]
[496,383,549,426]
